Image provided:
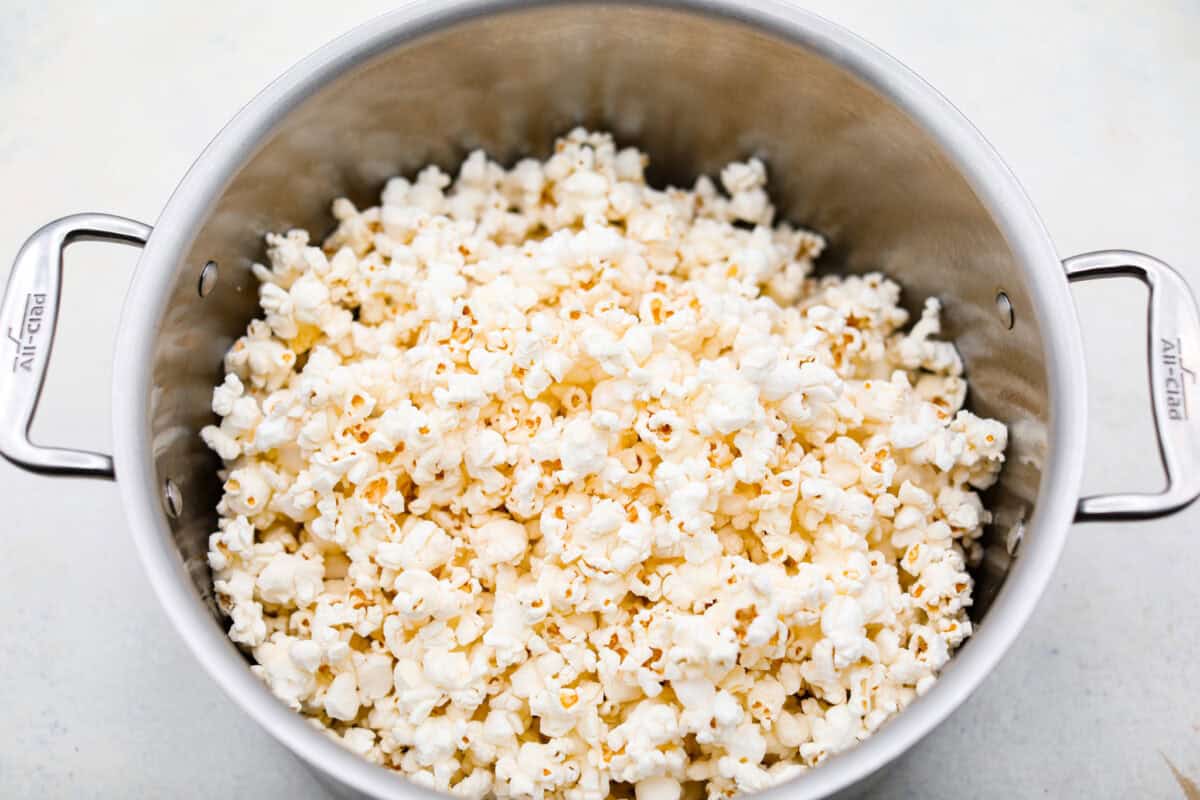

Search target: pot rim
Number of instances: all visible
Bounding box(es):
[111,1,1088,797]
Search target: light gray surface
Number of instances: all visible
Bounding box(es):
[0,2,1197,798]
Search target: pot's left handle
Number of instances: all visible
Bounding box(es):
[0,213,151,478]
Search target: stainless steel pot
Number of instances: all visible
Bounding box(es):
[2,2,1197,797]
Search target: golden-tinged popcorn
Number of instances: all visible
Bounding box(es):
[203,128,1007,799]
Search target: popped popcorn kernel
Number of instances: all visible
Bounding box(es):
[205,128,1006,798]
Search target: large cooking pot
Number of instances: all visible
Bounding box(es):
[3,2,1197,797]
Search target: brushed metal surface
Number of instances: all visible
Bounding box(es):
[155,0,1053,626]
[91,1,1091,798]
[0,213,149,477]
[1064,251,1200,521]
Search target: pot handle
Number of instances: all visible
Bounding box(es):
[0,213,151,478]
[1065,250,1200,521]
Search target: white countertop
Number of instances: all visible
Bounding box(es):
[2,2,1198,797]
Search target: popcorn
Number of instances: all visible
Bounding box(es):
[255,552,324,606]
[470,518,528,567]
[323,671,361,722]
[636,775,682,800]
[376,518,456,572]
[251,637,316,711]
[204,129,1006,798]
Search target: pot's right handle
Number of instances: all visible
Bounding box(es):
[1066,250,1200,521]
[0,213,151,478]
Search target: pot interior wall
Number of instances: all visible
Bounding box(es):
[150,4,1049,635]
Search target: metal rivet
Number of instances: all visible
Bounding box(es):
[198,260,219,297]
[995,291,1014,329]
[164,479,183,519]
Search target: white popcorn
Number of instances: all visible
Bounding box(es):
[636,775,682,800]
[471,518,528,567]
[204,129,1006,798]
[256,552,324,607]
[324,671,361,722]
[376,519,456,572]
[702,381,761,436]
[557,416,609,482]
[252,637,316,711]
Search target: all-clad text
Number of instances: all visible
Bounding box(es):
[1162,337,1195,421]
[6,292,46,373]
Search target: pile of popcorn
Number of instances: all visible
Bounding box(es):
[202,129,1006,800]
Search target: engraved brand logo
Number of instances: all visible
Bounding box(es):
[6,292,46,373]
[1162,337,1195,421]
